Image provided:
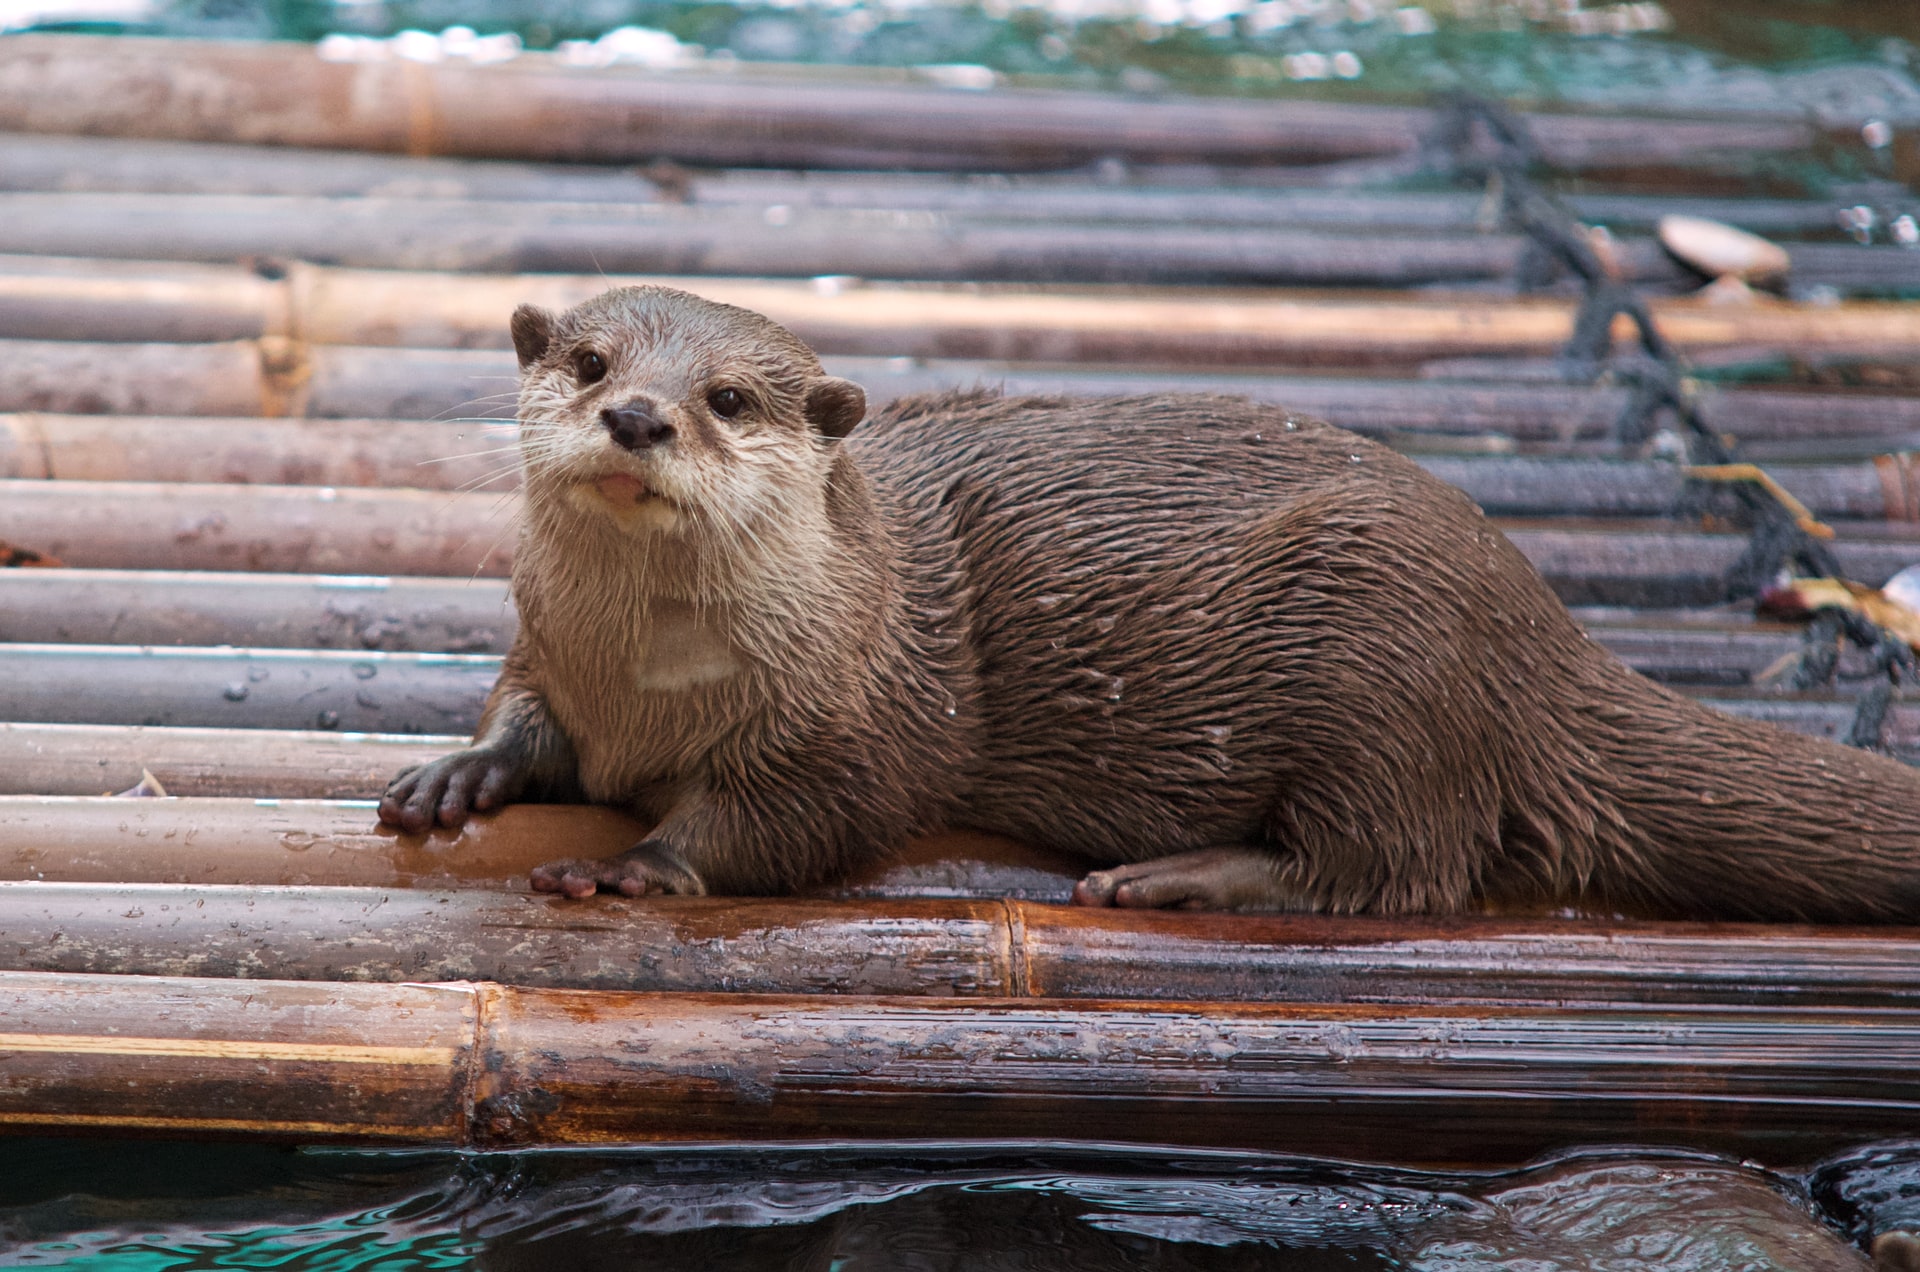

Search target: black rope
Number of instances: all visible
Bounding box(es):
[1426,93,1908,749]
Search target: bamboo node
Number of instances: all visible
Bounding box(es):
[256,336,313,418]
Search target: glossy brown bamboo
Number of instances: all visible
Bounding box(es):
[0,569,513,652]
[11,881,1920,1012]
[0,722,462,798]
[0,130,1858,236]
[0,35,1815,173]
[0,798,643,887]
[12,260,1920,368]
[4,967,1918,1165]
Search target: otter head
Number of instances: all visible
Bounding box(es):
[510,286,866,548]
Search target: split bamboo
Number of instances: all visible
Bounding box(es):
[3,968,1918,1165]
[0,569,512,651]
[0,722,462,798]
[11,260,1920,367]
[0,798,643,887]
[9,882,1920,1010]
[0,35,1817,173]
[0,131,1859,236]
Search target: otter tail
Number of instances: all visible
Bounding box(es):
[1519,646,1920,923]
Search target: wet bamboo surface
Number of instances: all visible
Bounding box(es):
[0,660,1906,749]
[0,722,462,798]
[0,34,1820,173]
[0,569,512,651]
[10,881,1920,1010]
[10,260,1920,365]
[7,34,1920,1161]
[0,798,645,887]
[5,967,1920,1166]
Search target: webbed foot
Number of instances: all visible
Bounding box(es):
[529,839,707,899]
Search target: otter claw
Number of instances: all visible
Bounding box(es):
[378,747,525,834]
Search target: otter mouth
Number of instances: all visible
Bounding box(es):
[589,473,656,507]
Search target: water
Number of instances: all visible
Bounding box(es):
[3,1139,1914,1269]
[11,0,1917,136]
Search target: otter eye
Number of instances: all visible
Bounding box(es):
[575,350,607,384]
[708,387,745,419]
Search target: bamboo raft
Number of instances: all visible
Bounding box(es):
[5,33,1920,1169]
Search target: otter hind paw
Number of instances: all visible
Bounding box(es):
[1071,847,1304,912]
[377,747,526,834]
[529,839,707,899]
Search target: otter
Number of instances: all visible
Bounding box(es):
[378,284,1920,921]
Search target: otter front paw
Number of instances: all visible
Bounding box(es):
[529,839,707,899]
[1071,847,1302,912]
[378,746,527,834]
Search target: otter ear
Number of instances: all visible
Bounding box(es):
[805,376,867,439]
[510,304,556,369]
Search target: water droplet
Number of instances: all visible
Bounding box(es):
[1035,594,1069,611]
[222,682,248,702]
[1094,615,1117,633]
[1284,420,1297,431]
[1203,724,1232,743]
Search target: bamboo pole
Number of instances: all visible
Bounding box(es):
[0,722,461,798]
[9,348,1920,463]
[12,260,1920,367]
[0,569,512,651]
[0,131,1858,236]
[37,190,1911,293]
[0,191,1624,290]
[3,967,1918,1164]
[0,413,518,490]
[0,798,643,887]
[9,882,1920,1010]
[9,478,1920,595]
[12,412,1912,520]
[0,35,1816,173]
[0,479,513,575]
[0,644,497,733]
[0,569,1809,671]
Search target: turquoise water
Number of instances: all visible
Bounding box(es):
[20,0,1916,122]
[2,1139,1913,1269]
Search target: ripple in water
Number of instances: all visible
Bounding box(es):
[6,1140,1916,1270]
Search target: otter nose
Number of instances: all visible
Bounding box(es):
[601,404,675,452]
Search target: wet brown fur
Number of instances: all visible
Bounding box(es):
[382,285,1920,921]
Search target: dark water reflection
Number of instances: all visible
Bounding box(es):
[2,1140,1912,1270]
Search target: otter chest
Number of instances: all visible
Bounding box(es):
[535,596,746,803]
